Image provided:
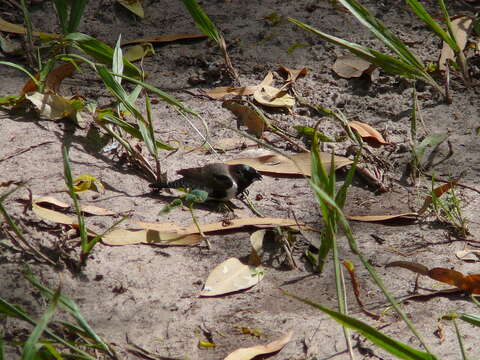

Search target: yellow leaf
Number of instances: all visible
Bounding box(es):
[117,0,144,18]
[32,203,76,225]
[124,44,154,62]
[72,174,104,193]
[0,17,59,38]
[346,213,418,222]
[25,92,77,121]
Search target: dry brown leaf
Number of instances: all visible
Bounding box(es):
[22,63,77,94]
[279,65,308,83]
[224,330,293,360]
[226,152,352,176]
[417,181,457,215]
[200,257,264,297]
[386,261,480,294]
[33,196,69,209]
[136,217,305,236]
[439,16,472,71]
[333,55,374,78]
[122,33,207,46]
[348,120,388,146]
[223,100,265,137]
[346,213,418,222]
[102,228,202,246]
[80,204,116,216]
[206,72,274,100]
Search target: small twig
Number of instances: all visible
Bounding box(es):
[0,141,54,163]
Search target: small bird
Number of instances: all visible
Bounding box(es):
[151,163,262,201]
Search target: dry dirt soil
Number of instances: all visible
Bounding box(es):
[1,1,480,359]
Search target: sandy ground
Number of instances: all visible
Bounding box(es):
[1,0,480,359]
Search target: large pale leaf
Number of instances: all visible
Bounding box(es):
[226,152,352,176]
[25,92,77,121]
[200,257,264,297]
[439,16,472,71]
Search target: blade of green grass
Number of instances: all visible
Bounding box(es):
[459,313,480,327]
[405,0,459,52]
[284,291,437,360]
[338,0,424,69]
[62,145,89,266]
[22,288,61,360]
[64,33,140,77]
[0,298,94,360]
[22,268,113,356]
[181,0,220,44]
[0,61,39,88]
[67,0,87,33]
[53,0,68,34]
[287,18,428,80]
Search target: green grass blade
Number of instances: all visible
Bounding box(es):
[67,0,87,33]
[143,93,158,158]
[284,292,437,360]
[181,0,220,44]
[288,18,426,79]
[405,0,459,52]
[112,36,124,85]
[98,111,174,151]
[22,288,61,360]
[459,313,480,327]
[339,0,424,69]
[0,61,39,88]
[62,146,89,261]
[0,298,94,360]
[22,268,112,356]
[65,33,140,77]
[53,0,68,34]
[96,66,144,121]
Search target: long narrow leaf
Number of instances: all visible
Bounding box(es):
[405,0,459,52]
[64,33,140,77]
[0,61,39,88]
[0,298,94,360]
[339,0,424,69]
[53,0,68,34]
[22,268,112,355]
[67,0,87,33]
[22,288,61,360]
[181,0,220,43]
[288,18,425,79]
[284,292,437,360]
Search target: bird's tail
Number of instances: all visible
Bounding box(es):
[149,178,188,191]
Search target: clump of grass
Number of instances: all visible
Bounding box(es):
[289,0,471,100]
[0,267,115,359]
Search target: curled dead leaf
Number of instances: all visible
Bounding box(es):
[348,120,388,146]
[333,55,375,78]
[223,100,266,137]
[25,92,78,121]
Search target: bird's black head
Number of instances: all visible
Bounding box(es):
[231,164,262,194]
